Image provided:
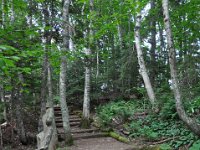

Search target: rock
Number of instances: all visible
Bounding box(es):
[36,108,58,150]
[122,130,130,135]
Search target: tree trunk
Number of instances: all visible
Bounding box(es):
[47,61,53,109]
[1,0,5,28]
[28,0,33,27]
[38,46,48,132]
[0,122,3,149]
[81,0,94,128]
[38,2,51,133]
[96,40,99,79]
[149,0,156,86]
[10,0,14,23]
[162,0,200,136]
[82,48,91,128]
[0,86,7,121]
[0,86,5,149]
[59,0,73,145]
[15,73,27,144]
[47,61,58,141]
[134,3,157,109]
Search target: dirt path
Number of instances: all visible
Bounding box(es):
[69,137,133,150]
[55,108,136,150]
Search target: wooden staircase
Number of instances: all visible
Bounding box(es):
[52,106,107,141]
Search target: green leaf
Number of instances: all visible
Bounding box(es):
[4,59,15,67]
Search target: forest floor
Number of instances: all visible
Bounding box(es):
[69,137,134,150]
[57,110,147,150]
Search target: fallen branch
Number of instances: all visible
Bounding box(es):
[109,131,130,143]
[152,136,180,145]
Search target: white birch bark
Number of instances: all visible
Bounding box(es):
[117,24,123,50]
[134,2,156,109]
[96,48,99,78]
[149,0,156,85]
[83,48,91,120]
[1,0,4,28]
[10,0,14,23]
[82,0,93,128]
[162,0,200,136]
[59,0,73,144]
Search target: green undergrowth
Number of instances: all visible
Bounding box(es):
[96,99,200,149]
[96,100,136,127]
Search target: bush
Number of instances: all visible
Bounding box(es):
[187,96,200,115]
[96,99,199,149]
[96,100,136,127]
[189,140,200,150]
[159,98,178,120]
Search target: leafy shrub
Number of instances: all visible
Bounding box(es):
[159,99,178,119]
[128,114,197,148]
[96,99,199,149]
[187,96,200,114]
[96,100,136,127]
[189,140,200,150]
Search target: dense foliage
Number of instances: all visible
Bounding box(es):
[0,0,199,149]
[96,98,200,149]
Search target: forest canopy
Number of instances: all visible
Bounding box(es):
[0,0,199,149]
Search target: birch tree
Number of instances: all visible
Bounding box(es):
[81,0,94,128]
[59,0,73,144]
[162,0,200,136]
[134,1,157,109]
[149,0,156,86]
[1,0,5,28]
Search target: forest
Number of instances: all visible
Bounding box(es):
[0,0,200,150]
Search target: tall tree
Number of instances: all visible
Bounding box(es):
[15,73,27,144]
[134,1,157,109]
[59,0,73,144]
[38,2,50,132]
[1,0,5,28]
[162,0,200,136]
[149,0,157,86]
[81,0,94,128]
[10,1,27,144]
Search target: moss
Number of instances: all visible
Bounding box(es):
[109,131,129,143]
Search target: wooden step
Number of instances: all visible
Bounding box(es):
[54,109,61,113]
[54,112,62,116]
[54,112,77,116]
[58,132,107,141]
[69,115,80,119]
[54,107,61,111]
[72,132,108,140]
[57,128,99,134]
[56,122,80,128]
[55,115,80,120]
[55,112,75,116]
[55,118,81,123]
